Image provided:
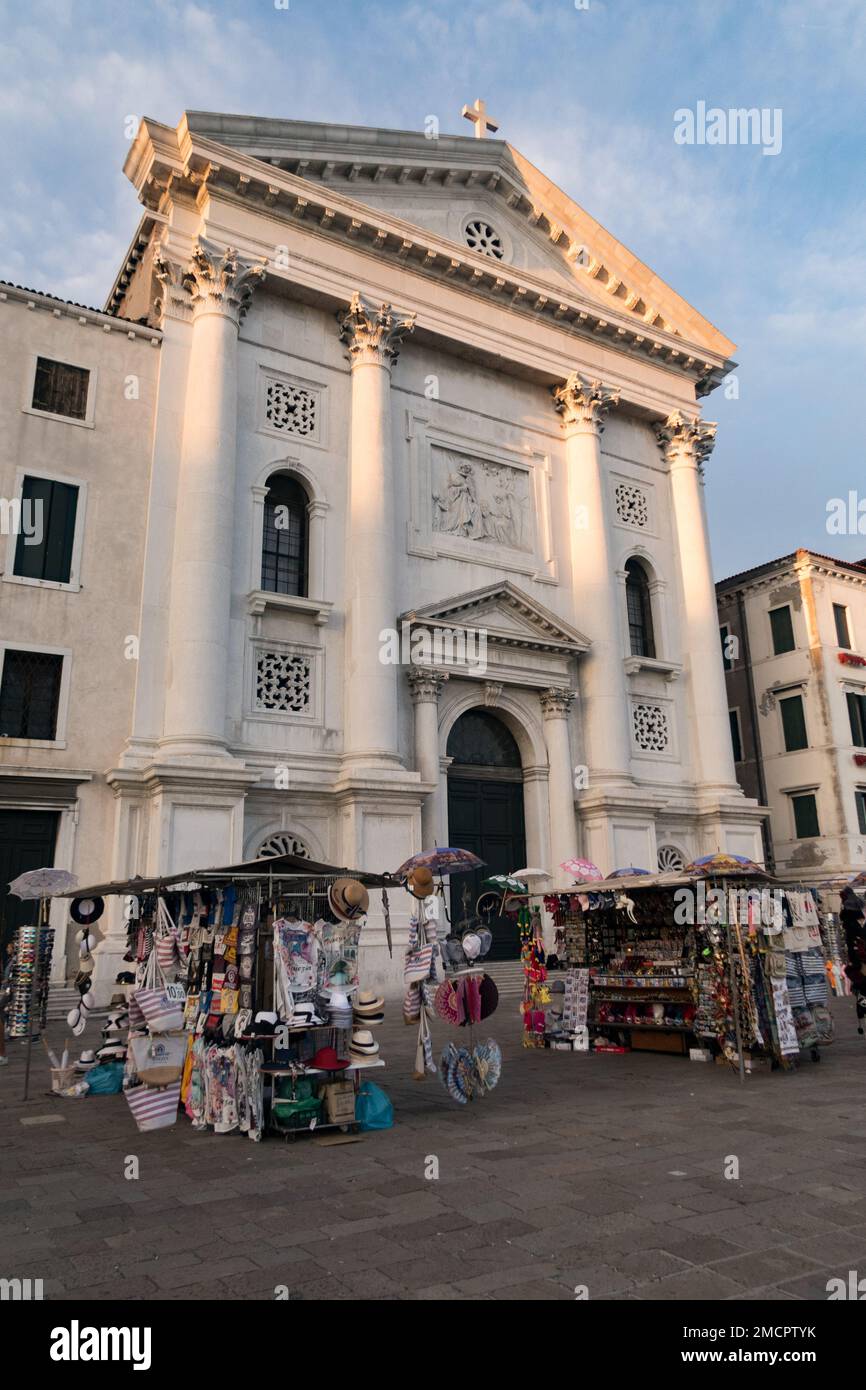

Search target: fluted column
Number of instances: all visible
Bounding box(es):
[160,239,266,758]
[339,293,415,768]
[408,668,449,845]
[553,373,632,784]
[540,688,579,885]
[656,411,737,791]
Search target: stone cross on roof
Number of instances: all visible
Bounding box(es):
[461,98,499,139]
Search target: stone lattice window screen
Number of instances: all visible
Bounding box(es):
[657,844,685,872]
[614,483,649,529]
[255,651,312,714]
[464,218,505,260]
[632,702,670,753]
[257,832,310,859]
[264,378,317,437]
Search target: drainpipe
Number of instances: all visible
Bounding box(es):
[736,587,774,871]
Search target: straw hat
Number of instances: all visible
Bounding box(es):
[350,1029,379,1056]
[328,878,370,922]
[407,865,434,899]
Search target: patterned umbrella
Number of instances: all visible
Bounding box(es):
[609,866,650,878]
[850,871,866,889]
[483,874,528,894]
[685,853,769,877]
[8,868,78,900]
[396,848,484,877]
[560,857,602,883]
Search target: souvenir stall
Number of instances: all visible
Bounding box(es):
[396,852,504,1106]
[57,852,400,1139]
[541,855,836,1076]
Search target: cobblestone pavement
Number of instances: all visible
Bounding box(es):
[2,1000,865,1302]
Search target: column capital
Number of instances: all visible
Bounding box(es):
[181,238,267,326]
[552,372,620,435]
[407,667,450,704]
[339,291,416,368]
[655,410,717,468]
[540,687,576,718]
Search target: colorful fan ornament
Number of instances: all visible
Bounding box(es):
[438,1038,502,1104]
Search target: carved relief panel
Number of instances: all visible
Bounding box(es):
[406,414,557,583]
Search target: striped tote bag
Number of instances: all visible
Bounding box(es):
[125,1081,181,1132]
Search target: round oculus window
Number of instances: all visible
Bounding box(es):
[463,218,505,260]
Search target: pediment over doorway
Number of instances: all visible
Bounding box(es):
[399,580,590,673]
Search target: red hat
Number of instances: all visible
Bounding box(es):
[311,1045,350,1071]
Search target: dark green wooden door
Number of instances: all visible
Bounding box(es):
[447,776,525,960]
[0,810,58,953]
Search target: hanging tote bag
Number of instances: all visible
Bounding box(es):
[154,898,181,975]
[404,944,433,985]
[125,1080,182,1132]
[134,944,185,1033]
[129,1032,188,1088]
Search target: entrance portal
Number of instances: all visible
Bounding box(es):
[446,709,526,961]
[0,809,58,954]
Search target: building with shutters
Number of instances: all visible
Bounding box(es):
[716,549,866,884]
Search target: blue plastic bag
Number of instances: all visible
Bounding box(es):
[85,1063,125,1095]
[355,1080,393,1131]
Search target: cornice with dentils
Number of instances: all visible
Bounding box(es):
[117,117,733,396]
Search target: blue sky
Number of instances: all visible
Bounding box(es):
[1,0,863,577]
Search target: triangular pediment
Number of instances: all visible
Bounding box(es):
[401,581,590,654]
[176,111,732,355]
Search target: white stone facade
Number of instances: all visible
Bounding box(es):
[0,112,765,995]
[717,549,866,884]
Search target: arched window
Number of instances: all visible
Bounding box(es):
[625,558,655,658]
[447,709,522,770]
[261,473,308,596]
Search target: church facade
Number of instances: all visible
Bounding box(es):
[0,108,765,994]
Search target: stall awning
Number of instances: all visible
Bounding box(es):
[60,853,400,898]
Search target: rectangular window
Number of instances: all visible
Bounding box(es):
[780,694,808,752]
[833,603,852,650]
[857,790,866,836]
[792,792,820,839]
[0,649,64,740]
[31,357,90,420]
[847,691,866,747]
[12,476,79,584]
[729,709,743,763]
[720,624,734,672]
[769,605,796,655]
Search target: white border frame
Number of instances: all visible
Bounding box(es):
[610,471,657,540]
[0,639,71,748]
[21,350,97,429]
[629,693,678,762]
[2,466,88,592]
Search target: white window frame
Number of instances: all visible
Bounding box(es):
[0,640,71,748]
[2,467,88,593]
[21,351,97,429]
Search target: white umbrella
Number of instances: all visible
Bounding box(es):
[8,867,78,900]
[511,867,548,879]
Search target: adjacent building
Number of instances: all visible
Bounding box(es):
[1,108,766,995]
[717,549,866,882]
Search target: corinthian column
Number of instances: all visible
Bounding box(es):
[407,668,449,845]
[540,688,579,885]
[655,411,736,791]
[339,292,415,768]
[553,373,631,784]
[161,239,266,758]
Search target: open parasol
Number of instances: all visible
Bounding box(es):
[483,873,528,894]
[560,857,602,883]
[396,848,484,877]
[8,868,78,900]
[685,853,770,878]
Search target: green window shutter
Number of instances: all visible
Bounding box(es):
[769,606,795,654]
[780,695,808,752]
[792,794,820,839]
[13,477,78,584]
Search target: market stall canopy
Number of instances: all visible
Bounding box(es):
[59,853,398,898]
[568,869,699,893]
[685,853,771,878]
